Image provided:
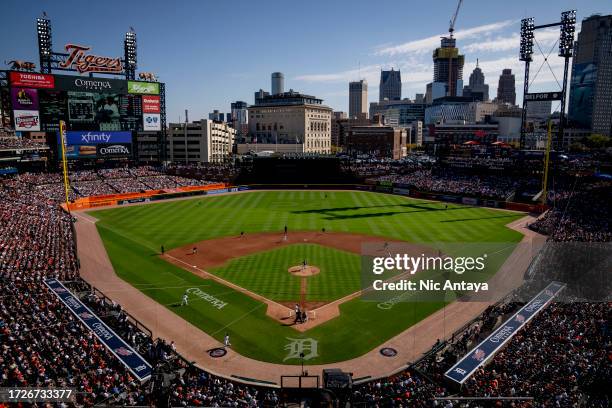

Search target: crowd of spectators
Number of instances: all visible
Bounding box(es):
[166,163,239,183]
[0,182,77,278]
[461,301,610,407]
[530,182,611,242]
[6,166,216,203]
[353,295,610,407]
[0,164,609,407]
[0,136,47,149]
[372,169,518,200]
[0,276,153,406]
[0,170,278,406]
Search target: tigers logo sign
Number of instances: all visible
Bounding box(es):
[59,44,123,74]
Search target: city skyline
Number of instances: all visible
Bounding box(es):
[0,0,608,121]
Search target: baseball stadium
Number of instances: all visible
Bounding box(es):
[0,3,610,407]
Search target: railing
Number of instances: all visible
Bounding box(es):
[69,278,154,339]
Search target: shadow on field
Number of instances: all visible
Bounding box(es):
[291,203,467,220]
[439,214,518,222]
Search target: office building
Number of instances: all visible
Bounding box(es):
[271,72,285,95]
[568,14,612,136]
[230,101,249,142]
[331,111,347,147]
[496,69,516,105]
[526,100,552,120]
[331,114,370,150]
[426,81,447,104]
[369,99,425,128]
[463,59,489,101]
[411,121,423,146]
[425,97,498,125]
[167,119,236,163]
[347,124,408,159]
[248,91,332,154]
[379,69,402,102]
[254,89,270,104]
[209,110,224,122]
[433,37,464,97]
[349,80,368,119]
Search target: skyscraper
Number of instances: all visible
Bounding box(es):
[271,72,284,95]
[379,69,401,102]
[349,80,368,119]
[433,37,464,97]
[568,14,612,136]
[463,59,489,101]
[230,101,249,141]
[497,69,516,105]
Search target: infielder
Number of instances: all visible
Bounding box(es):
[224,333,231,348]
[181,292,189,306]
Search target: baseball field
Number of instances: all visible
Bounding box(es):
[91,190,524,364]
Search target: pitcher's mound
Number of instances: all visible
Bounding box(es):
[288,265,320,277]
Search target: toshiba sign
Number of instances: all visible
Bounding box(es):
[9,72,55,89]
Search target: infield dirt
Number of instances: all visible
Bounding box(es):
[163,231,436,330]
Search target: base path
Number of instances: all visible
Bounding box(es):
[72,196,545,387]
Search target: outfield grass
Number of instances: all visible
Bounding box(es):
[91,190,524,364]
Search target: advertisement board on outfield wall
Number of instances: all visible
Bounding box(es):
[9,72,55,88]
[461,197,479,206]
[128,81,159,95]
[393,187,410,196]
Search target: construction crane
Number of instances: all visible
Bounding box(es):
[448,0,464,38]
[446,0,463,96]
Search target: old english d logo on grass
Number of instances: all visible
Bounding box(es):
[283,338,318,362]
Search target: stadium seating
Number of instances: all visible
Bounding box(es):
[0,163,609,407]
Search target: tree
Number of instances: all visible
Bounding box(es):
[585,134,611,149]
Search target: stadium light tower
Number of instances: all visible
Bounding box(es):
[558,10,576,146]
[519,11,576,149]
[519,18,534,149]
[124,28,137,80]
[37,16,52,73]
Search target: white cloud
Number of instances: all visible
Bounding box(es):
[463,26,574,55]
[295,64,379,83]
[375,20,516,56]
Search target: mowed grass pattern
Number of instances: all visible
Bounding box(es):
[91,191,524,364]
[209,244,361,302]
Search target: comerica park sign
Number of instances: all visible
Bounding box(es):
[59,44,123,74]
[524,92,562,102]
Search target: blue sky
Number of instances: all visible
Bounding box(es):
[1,0,609,121]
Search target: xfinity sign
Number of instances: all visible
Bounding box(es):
[62,131,132,146]
[81,132,112,143]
